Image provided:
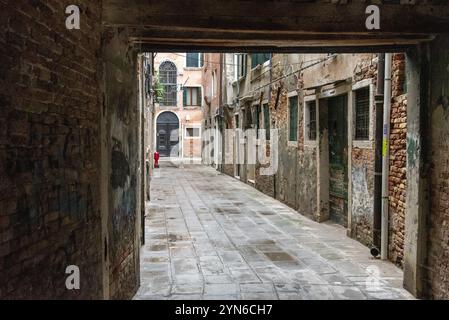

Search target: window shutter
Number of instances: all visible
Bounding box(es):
[289,96,298,141]
[183,88,187,106]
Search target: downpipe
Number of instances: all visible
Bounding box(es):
[371,53,384,257]
[381,53,392,260]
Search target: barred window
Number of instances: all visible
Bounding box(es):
[306,100,317,140]
[159,61,177,106]
[354,87,370,140]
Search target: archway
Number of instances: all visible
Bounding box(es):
[156,111,180,157]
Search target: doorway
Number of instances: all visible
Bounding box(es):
[156,111,179,157]
[327,94,349,227]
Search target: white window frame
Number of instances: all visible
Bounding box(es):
[287,91,299,147]
[184,125,202,139]
[352,78,374,149]
[304,94,318,147]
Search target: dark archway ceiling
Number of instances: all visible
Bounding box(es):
[102,1,449,52]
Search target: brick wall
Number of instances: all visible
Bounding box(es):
[0,0,103,298]
[388,54,407,267]
[351,148,375,247]
[349,55,377,247]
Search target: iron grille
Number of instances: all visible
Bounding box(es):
[355,87,370,140]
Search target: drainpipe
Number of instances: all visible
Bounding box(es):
[372,53,384,257]
[381,53,392,260]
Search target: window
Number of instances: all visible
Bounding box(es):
[185,127,200,138]
[159,61,177,106]
[183,87,202,107]
[306,100,317,141]
[289,96,298,141]
[186,53,203,68]
[354,87,370,140]
[251,53,271,68]
[236,54,247,78]
[263,103,270,140]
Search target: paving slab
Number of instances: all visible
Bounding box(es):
[134,164,414,300]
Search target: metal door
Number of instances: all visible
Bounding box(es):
[156,112,179,157]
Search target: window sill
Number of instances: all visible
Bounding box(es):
[304,140,317,148]
[353,140,373,149]
[287,141,298,148]
[158,105,178,108]
[184,67,203,71]
[251,64,262,73]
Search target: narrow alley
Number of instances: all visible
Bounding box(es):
[135,162,413,300]
[2,1,449,302]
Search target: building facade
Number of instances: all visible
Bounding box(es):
[218,52,408,268]
[153,53,205,161]
[201,53,222,167]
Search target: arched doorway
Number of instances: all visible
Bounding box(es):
[156,111,179,157]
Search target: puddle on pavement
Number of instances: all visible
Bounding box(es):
[263,251,295,261]
[149,244,167,251]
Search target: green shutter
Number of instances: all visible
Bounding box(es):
[183,88,187,106]
[289,96,298,141]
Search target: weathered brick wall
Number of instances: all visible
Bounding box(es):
[351,148,375,247]
[255,142,275,198]
[0,0,103,298]
[349,55,377,246]
[102,29,141,299]
[222,108,235,177]
[388,53,407,267]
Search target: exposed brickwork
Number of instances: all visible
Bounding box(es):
[351,148,375,247]
[0,0,103,298]
[388,53,407,268]
[255,143,275,198]
[349,55,377,246]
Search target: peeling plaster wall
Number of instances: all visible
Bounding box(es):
[102,29,141,299]
[305,54,378,241]
[427,35,449,299]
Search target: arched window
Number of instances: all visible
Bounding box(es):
[159,61,177,106]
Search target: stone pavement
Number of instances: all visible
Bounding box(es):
[134,162,414,300]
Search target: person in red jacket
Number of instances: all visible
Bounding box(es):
[154,151,160,168]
